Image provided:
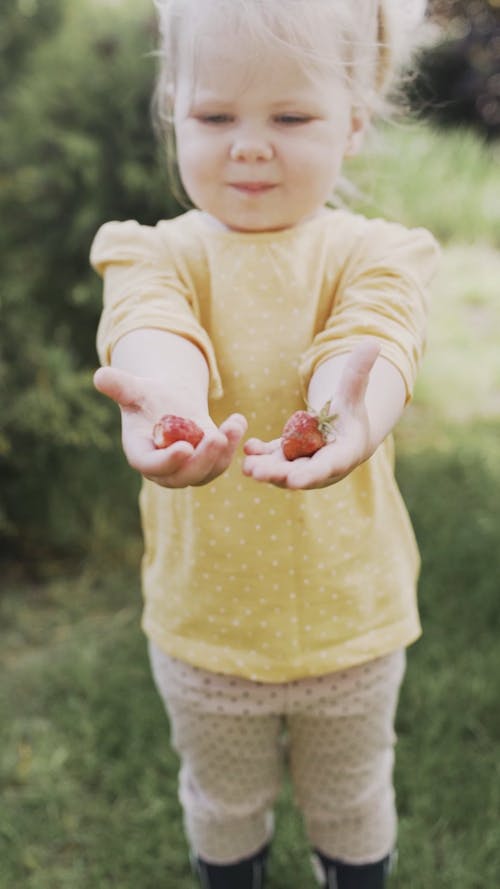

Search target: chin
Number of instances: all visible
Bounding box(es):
[223,213,295,233]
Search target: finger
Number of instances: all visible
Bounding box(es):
[163,416,248,486]
[243,437,281,456]
[211,415,247,470]
[219,413,248,445]
[138,432,223,484]
[93,366,146,411]
[172,428,239,486]
[127,438,196,476]
[285,442,353,490]
[338,339,381,408]
[128,421,235,487]
[183,415,245,485]
[242,452,290,483]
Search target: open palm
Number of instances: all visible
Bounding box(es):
[242,341,380,490]
[94,367,247,488]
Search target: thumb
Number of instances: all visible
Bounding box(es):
[93,366,146,411]
[338,339,381,408]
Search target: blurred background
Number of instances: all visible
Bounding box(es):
[1,1,499,887]
[0,0,499,575]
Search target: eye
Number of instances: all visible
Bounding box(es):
[273,114,314,125]
[195,113,234,125]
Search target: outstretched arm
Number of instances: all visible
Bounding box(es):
[94,329,247,488]
[243,339,406,490]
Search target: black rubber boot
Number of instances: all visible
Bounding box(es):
[193,845,269,889]
[313,850,392,889]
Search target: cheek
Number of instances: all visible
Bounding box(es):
[176,151,204,208]
[286,142,342,194]
[176,131,197,171]
[176,123,207,168]
[179,138,223,192]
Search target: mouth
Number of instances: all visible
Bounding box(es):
[229,182,277,195]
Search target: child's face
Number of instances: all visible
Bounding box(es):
[173,38,358,232]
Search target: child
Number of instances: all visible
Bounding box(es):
[90,1,439,887]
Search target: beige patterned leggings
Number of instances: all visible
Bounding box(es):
[149,643,406,867]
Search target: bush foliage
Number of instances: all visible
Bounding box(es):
[414,0,500,138]
[1,0,181,571]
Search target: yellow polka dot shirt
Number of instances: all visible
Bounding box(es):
[91,209,439,682]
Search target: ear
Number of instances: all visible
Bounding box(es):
[344,110,368,158]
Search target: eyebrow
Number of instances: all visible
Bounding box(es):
[188,95,324,112]
[189,97,233,107]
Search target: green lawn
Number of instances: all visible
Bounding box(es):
[2,122,500,888]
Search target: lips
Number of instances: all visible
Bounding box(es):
[229,182,276,194]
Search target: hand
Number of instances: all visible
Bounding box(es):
[242,340,381,490]
[94,367,247,488]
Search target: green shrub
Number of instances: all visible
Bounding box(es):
[0,0,182,571]
[0,0,63,94]
[412,1,500,138]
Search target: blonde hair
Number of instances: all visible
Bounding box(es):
[152,0,427,201]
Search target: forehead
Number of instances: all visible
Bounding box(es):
[175,3,349,80]
[175,27,347,108]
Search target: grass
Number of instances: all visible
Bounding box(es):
[2,121,500,888]
[346,119,500,247]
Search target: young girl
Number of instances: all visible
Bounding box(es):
[90,1,439,886]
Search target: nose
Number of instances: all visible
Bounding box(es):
[229,134,274,162]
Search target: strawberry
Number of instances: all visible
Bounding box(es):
[152,415,204,450]
[281,401,337,461]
